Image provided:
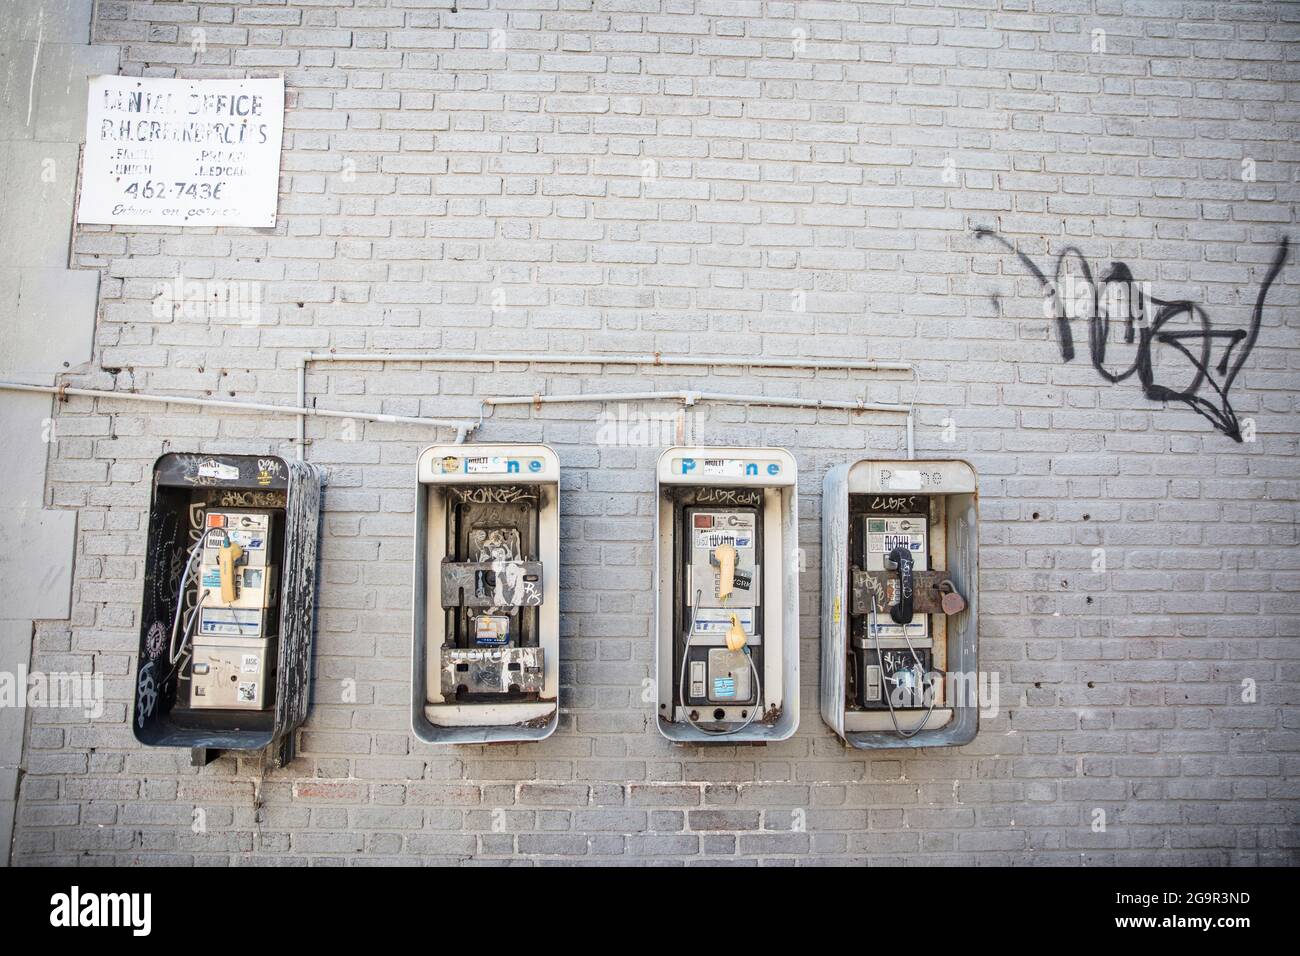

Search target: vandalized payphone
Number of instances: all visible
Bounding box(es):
[133,453,323,766]
[656,447,799,742]
[821,459,979,748]
[413,444,560,744]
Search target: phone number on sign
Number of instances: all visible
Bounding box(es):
[122,180,226,201]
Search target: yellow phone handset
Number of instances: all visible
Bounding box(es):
[714,542,737,600]
[725,613,747,652]
[218,539,243,604]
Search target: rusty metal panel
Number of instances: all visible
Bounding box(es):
[440,560,543,608]
[441,646,545,696]
[851,569,956,616]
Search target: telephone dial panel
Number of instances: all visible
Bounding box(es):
[679,503,763,711]
[187,508,284,711]
[849,498,950,722]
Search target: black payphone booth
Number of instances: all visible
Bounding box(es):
[133,453,323,766]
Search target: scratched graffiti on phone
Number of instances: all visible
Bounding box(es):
[975,228,1289,442]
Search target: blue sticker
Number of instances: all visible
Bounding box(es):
[712,677,736,699]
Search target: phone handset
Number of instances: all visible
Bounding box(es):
[710,542,747,651]
[883,545,914,625]
[713,542,736,598]
[218,536,244,604]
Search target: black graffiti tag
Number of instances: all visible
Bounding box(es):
[975,228,1288,442]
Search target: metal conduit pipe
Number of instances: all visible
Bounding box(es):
[296,350,918,459]
[482,390,910,415]
[301,351,913,373]
[0,381,476,444]
[8,354,914,463]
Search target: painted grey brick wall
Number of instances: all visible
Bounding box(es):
[10,0,1300,864]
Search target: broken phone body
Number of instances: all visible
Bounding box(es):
[656,447,799,743]
[413,444,560,744]
[820,459,979,749]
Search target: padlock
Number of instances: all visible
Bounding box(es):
[939,579,966,615]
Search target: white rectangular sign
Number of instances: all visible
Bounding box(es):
[77,76,284,227]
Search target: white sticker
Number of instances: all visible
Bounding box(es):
[236,681,258,703]
[702,459,745,477]
[466,456,510,474]
[869,533,923,554]
[240,654,260,673]
[693,607,755,635]
[204,528,265,551]
[694,529,754,550]
[872,621,928,640]
[884,518,923,533]
[198,607,261,636]
[197,462,240,481]
[882,469,922,491]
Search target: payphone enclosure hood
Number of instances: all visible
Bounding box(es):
[820,458,980,750]
[412,443,560,745]
[132,453,323,763]
[654,445,800,743]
